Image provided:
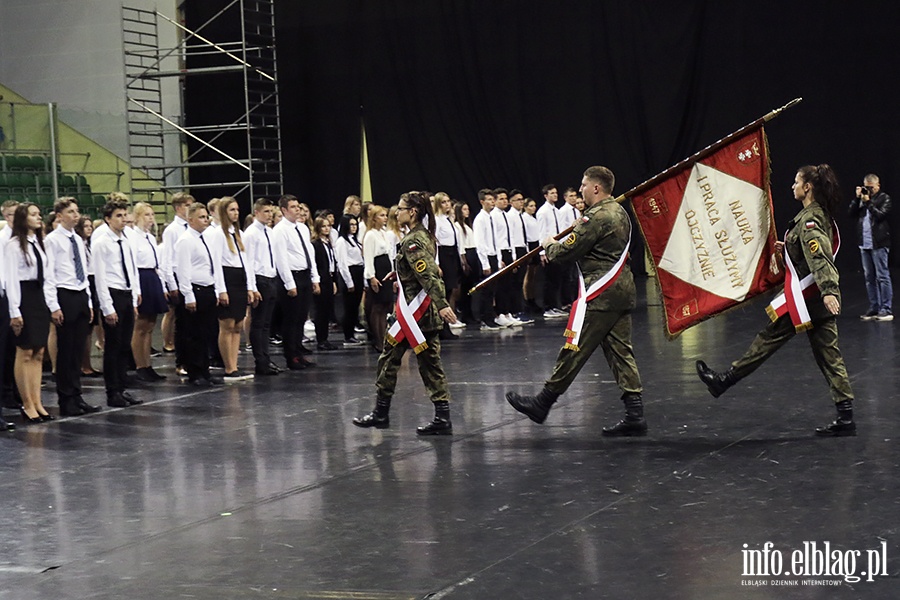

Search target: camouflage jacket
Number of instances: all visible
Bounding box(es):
[545,197,635,311]
[394,225,448,332]
[784,201,840,319]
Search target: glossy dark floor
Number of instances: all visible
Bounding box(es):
[1,272,898,599]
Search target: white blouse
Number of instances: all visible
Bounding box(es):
[4,235,52,319]
[523,212,540,243]
[334,235,364,289]
[363,228,393,281]
[455,222,476,254]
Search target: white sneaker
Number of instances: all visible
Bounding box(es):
[552,308,569,317]
[504,314,524,326]
[304,320,315,333]
[495,314,512,327]
[514,313,535,325]
[542,309,558,319]
[449,321,466,329]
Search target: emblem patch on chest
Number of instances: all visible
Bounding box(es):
[414,259,427,273]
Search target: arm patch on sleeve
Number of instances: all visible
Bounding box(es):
[414,259,427,273]
[808,239,820,254]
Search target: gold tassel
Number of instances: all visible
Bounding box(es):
[413,341,428,354]
[765,305,779,323]
[563,342,580,352]
[564,329,576,338]
[795,322,813,333]
[386,334,398,346]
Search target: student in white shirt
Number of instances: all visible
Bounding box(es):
[131,202,168,383]
[272,195,319,370]
[490,188,523,328]
[537,184,566,318]
[174,202,222,386]
[433,192,461,339]
[521,197,542,313]
[0,201,16,428]
[334,214,365,346]
[161,192,193,372]
[311,217,339,351]
[93,198,142,407]
[212,197,259,381]
[507,190,534,324]
[5,203,54,423]
[44,198,102,416]
[453,201,476,327]
[363,205,392,353]
[472,189,502,329]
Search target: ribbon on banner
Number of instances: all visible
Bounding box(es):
[765,221,840,332]
[386,277,432,354]
[563,237,631,351]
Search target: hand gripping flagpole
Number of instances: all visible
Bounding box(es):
[469,97,802,294]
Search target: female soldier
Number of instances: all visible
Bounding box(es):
[696,164,856,436]
[353,191,458,435]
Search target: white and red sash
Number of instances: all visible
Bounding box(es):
[563,238,631,351]
[386,277,432,354]
[765,220,840,333]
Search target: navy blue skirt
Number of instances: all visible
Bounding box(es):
[138,268,169,315]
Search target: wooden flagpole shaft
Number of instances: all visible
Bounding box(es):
[469,97,802,295]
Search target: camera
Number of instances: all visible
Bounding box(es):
[859,185,872,197]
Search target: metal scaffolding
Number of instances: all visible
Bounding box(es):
[122,0,283,207]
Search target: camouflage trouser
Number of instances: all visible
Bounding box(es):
[545,310,642,396]
[731,313,854,404]
[375,330,451,403]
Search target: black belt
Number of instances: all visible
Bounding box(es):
[256,274,279,281]
[291,269,310,275]
[192,283,214,290]
[109,288,132,295]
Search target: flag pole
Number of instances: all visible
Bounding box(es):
[469,97,802,294]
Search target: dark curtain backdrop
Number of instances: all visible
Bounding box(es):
[189,1,900,272]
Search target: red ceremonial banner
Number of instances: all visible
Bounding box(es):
[632,126,783,337]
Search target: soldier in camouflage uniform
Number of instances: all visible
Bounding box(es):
[696,164,856,436]
[506,166,647,436]
[353,191,458,435]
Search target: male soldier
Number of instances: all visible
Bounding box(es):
[506,166,646,435]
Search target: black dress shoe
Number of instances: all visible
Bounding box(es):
[189,378,212,388]
[39,412,56,422]
[134,368,158,383]
[76,398,102,413]
[60,402,87,417]
[81,370,103,378]
[1,419,14,431]
[120,391,143,405]
[205,376,225,386]
[255,367,280,376]
[106,394,129,408]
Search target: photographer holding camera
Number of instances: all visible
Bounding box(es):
[849,173,893,321]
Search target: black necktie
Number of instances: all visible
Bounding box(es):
[502,211,510,246]
[553,208,559,234]
[295,226,311,270]
[232,231,245,270]
[327,243,336,274]
[489,215,496,253]
[146,234,158,269]
[70,235,85,282]
[200,235,214,275]
[451,219,458,247]
[263,226,274,268]
[117,239,131,288]
[518,211,526,242]
[30,241,44,284]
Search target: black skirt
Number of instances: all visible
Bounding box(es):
[138,268,169,316]
[218,266,249,321]
[369,253,394,305]
[527,240,541,265]
[438,245,461,291]
[14,280,50,350]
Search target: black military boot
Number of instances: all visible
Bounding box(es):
[505,388,559,424]
[815,400,856,437]
[417,400,452,435]
[695,360,738,398]
[352,396,391,429]
[602,392,648,437]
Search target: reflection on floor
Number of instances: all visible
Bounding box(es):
[1,273,897,599]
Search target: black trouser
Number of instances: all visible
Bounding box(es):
[314,272,336,343]
[543,260,564,310]
[173,278,188,368]
[280,270,312,365]
[511,246,528,314]
[471,254,498,323]
[250,275,279,370]
[56,288,91,406]
[102,288,135,396]
[495,249,515,315]
[179,284,217,380]
[342,265,364,341]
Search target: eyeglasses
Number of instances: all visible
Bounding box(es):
[397,206,411,212]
